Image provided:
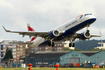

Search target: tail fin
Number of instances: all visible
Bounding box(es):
[27,23,35,31]
[27,23,35,42]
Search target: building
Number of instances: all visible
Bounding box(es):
[52,43,64,51]
[60,51,101,65]
[28,43,64,54]
[25,51,105,67]
[25,51,68,67]
[0,40,26,63]
[94,42,105,49]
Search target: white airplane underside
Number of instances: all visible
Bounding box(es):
[3,13,101,47]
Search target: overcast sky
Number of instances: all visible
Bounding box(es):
[0,0,105,42]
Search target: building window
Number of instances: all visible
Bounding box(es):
[43,62,48,64]
[13,56,16,58]
[17,55,19,56]
[37,62,42,64]
[17,48,20,50]
[20,45,22,47]
[1,45,3,50]
[72,54,74,56]
[31,51,33,53]
[75,54,78,56]
[1,52,3,57]
[13,49,16,51]
[1,59,3,63]
[13,52,16,54]
[20,49,23,51]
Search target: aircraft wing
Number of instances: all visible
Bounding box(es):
[3,26,49,38]
[72,33,101,40]
[9,41,33,45]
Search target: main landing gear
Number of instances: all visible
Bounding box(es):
[48,41,55,47]
[69,43,75,47]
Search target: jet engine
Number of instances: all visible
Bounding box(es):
[80,30,91,40]
[49,30,60,39]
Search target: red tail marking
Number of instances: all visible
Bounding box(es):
[27,26,35,31]
[30,36,35,42]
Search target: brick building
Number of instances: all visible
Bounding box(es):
[28,43,64,54]
[0,40,26,63]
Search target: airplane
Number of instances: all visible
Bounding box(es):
[3,13,101,47]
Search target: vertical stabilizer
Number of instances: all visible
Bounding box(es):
[27,23,35,31]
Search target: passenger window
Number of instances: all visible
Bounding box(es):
[80,15,83,18]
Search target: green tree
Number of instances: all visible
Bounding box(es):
[74,49,82,51]
[64,47,82,51]
[3,47,13,61]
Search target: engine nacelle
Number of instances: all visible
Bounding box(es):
[49,30,60,39]
[80,30,91,40]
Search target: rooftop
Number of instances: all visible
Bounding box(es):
[26,51,101,58]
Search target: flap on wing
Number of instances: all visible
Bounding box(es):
[91,35,101,37]
[9,42,33,45]
[72,33,101,40]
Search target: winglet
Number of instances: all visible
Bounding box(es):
[2,26,10,32]
[99,31,103,37]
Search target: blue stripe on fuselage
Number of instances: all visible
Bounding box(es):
[54,18,96,41]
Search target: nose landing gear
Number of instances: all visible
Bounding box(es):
[48,41,54,47]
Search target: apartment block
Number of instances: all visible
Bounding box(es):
[0,40,26,63]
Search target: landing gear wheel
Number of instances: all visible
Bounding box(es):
[48,41,51,46]
[48,41,54,47]
[69,43,75,47]
[52,42,54,47]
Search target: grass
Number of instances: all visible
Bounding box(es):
[0,67,105,70]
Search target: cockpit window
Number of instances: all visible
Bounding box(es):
[84,13,92,16]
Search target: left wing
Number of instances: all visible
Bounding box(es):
[3,26,49,38]
[9,41,33,45]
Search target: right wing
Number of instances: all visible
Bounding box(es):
[70,33,101,41]
[3,26,49,38]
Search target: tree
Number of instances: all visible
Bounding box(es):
[3,47,13,61]
[64,47,82,51]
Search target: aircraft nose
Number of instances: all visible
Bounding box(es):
[89,16,96,24]
[93,17,96,21]
[91,15,96,21]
